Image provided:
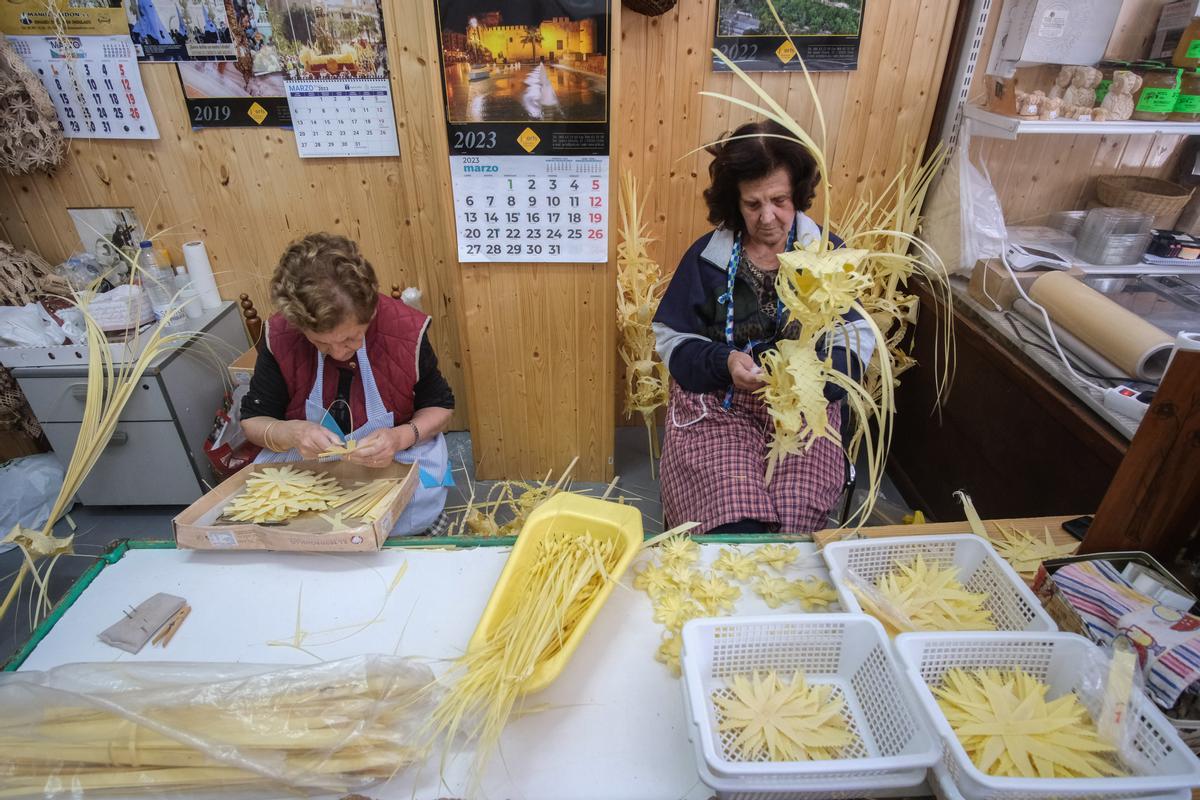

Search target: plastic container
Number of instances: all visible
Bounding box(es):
[821,534,1057,633]
[1171,70,1200,121]
[1133,68,1182,121]
[930,758,1191,800]
[1173,16,1200,69]
[894,631,1200,800]
[1075,207,1154,265]
[136,240,175,316]
[679,614,939,797]
[1045,210,1088,237]
[178,282,204,320]
[466,493,642,694]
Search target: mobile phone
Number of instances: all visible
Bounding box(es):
[1061,515,1093,541]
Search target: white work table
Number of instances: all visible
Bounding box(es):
[15,541,842,800]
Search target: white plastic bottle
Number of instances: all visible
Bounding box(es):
[137,241,174,319]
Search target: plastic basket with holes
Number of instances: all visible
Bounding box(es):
[822,535,1057,633]
[894,631,1200,800]
[679,614,940,798]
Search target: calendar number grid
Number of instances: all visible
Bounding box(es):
[451,156,609,264]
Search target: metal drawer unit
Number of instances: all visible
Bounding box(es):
[8,302,249,506]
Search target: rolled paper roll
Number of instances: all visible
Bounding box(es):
[182,240,223,310]
[1028,271,1175,381]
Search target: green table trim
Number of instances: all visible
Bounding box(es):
[3,531,807,671]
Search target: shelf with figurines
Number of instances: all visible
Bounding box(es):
[964,64,1200,140]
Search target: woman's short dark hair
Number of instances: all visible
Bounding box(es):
[703,119,820,234]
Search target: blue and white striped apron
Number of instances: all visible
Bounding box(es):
[254,344,451,536]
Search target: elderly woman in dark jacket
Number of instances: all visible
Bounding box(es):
[652,120,875,534]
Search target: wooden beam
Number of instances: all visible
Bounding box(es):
[1081,350,1200,558]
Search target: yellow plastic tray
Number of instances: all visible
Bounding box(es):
[466,493,643,694]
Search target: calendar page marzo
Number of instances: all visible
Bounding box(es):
[450,155,608,264]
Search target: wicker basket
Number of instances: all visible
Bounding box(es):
[1096,175,1193,229]
[622,0,677,16]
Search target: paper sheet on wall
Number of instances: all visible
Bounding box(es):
[450,155,608,263]
[0,0,128,36]
[126,0,237,61]
[285,79,399,158]
[9,35,159,139]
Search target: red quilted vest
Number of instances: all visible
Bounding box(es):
[266,294,429,429]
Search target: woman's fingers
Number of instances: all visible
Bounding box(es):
[344,431,396,468]
[730,356,766,391]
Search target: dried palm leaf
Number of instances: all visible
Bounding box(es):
[617,172,669,474]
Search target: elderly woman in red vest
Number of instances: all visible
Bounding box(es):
[241,232,455,535]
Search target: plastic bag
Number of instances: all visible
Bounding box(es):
[55,307,86,344]
[1075,635,1155,776]
[0,303,66,347]
[0,655,438,798]
[0,454,67,554]
[922,141,1007,275]
[55,253,105,291]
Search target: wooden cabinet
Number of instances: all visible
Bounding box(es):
[888,283,1127,521]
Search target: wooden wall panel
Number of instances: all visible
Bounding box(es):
[0,11,472,434]
[0,0,964,481]
[614,0,961,424]
[618,0,959,270]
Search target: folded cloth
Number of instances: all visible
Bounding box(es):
[1055,560,1200,709]
[99,592,186,654]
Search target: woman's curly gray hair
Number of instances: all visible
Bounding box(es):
[270,232,379,332]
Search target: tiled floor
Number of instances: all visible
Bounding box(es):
[0,427,909,665]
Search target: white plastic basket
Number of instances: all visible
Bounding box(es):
[680,614,939,797]
[822,535,1056,633]
[894,631,1200,800]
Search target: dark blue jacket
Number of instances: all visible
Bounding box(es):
[652,213,875,399]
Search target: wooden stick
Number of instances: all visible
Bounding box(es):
[600,475,620,501]
[160,605,191,648]
[151,606,186,646]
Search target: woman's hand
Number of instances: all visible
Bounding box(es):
[345,426,414,469]
[283,420,344,460]
[727,350,766,391]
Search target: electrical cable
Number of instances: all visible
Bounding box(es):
[963,129,1110,393]
[999,311,1157,387]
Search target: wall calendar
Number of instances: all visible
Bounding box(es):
[10,35,159,140]
[450,155,608,263]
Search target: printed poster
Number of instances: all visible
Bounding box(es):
[434,0,609,157]
[126,0,237,61]
[713,0,864,72]
[269,0,388,80]
[177,0,288,126]
[0,0,128,36]
[434,0,611,263]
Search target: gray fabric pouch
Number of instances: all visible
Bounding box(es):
[99,592,186,654]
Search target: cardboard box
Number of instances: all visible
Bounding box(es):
[1151,0,1199,61]
[968,259,1088,309]
[174,459,418,552]
[994,0,1121,68]
[982,74,1031,117]
[229,347,257,386]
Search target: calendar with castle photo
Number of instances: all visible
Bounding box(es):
[435,0,609,157]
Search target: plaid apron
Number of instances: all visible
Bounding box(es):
[659,382,845,534]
